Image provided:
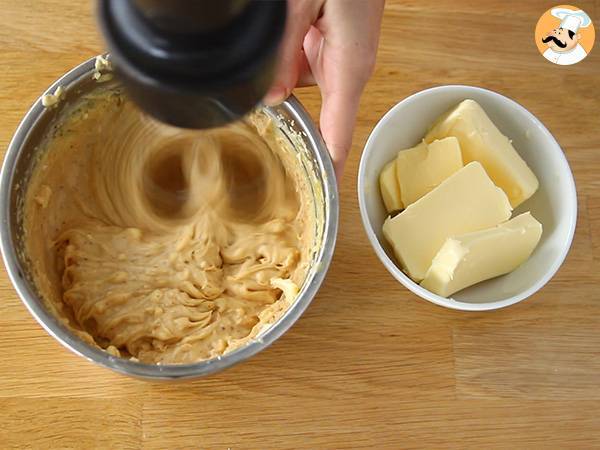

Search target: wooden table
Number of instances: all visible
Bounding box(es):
[1,1,599,448]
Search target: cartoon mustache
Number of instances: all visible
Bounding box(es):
[542,35,567,48]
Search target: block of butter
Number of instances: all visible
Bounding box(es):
[396,137,463,207]
[382,161,512,281]
[421,212,543,297]
[425,99,538,208]
[379,160,403,212]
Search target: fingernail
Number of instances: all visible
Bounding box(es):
[263,86,287,107]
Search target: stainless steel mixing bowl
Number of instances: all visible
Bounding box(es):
[0,55,338,379]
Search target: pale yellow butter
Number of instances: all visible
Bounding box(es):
[425,99,538,208]
[379,160,403,213]
[271,278,299,302]
[382,161,512,281]
[396,137,463,207]
[420,212,543,297]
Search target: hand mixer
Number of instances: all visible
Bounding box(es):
[98,0,287,129]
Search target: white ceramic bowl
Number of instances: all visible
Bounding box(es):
[358,85,577,311]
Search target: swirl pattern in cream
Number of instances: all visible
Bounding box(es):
[25,90,314,364]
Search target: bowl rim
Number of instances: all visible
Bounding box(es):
[0,54,339,378]
[357,84,578,311]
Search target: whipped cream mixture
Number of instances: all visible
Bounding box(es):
[24,89,315,364]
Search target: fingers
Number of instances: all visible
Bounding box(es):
[320,85,363,181]
[301,26,354,178]
[297,51,316,87]
[313,0,384,180]
[264,1,322,106]
[264,0,384,181]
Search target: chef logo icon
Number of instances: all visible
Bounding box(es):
[535,5,595,65]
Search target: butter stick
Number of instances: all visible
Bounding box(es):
[382,161,512,281]
[396,137,463,207]
[421,212,543,297]
[379,160,403,213]
[425,99,538,208]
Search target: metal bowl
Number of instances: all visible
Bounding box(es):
[0,55,338,379]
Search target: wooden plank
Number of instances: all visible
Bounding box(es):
[0,0,599,447]
[0,398,142,449]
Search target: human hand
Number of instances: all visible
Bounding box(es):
[264,0,385,180]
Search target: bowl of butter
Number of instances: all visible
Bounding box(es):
[358,85,577,311]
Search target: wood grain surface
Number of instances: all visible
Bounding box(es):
[1,1,599,448]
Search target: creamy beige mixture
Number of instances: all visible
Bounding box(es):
[24,89,314,364]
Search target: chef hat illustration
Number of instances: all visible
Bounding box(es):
[551,8,592,33]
